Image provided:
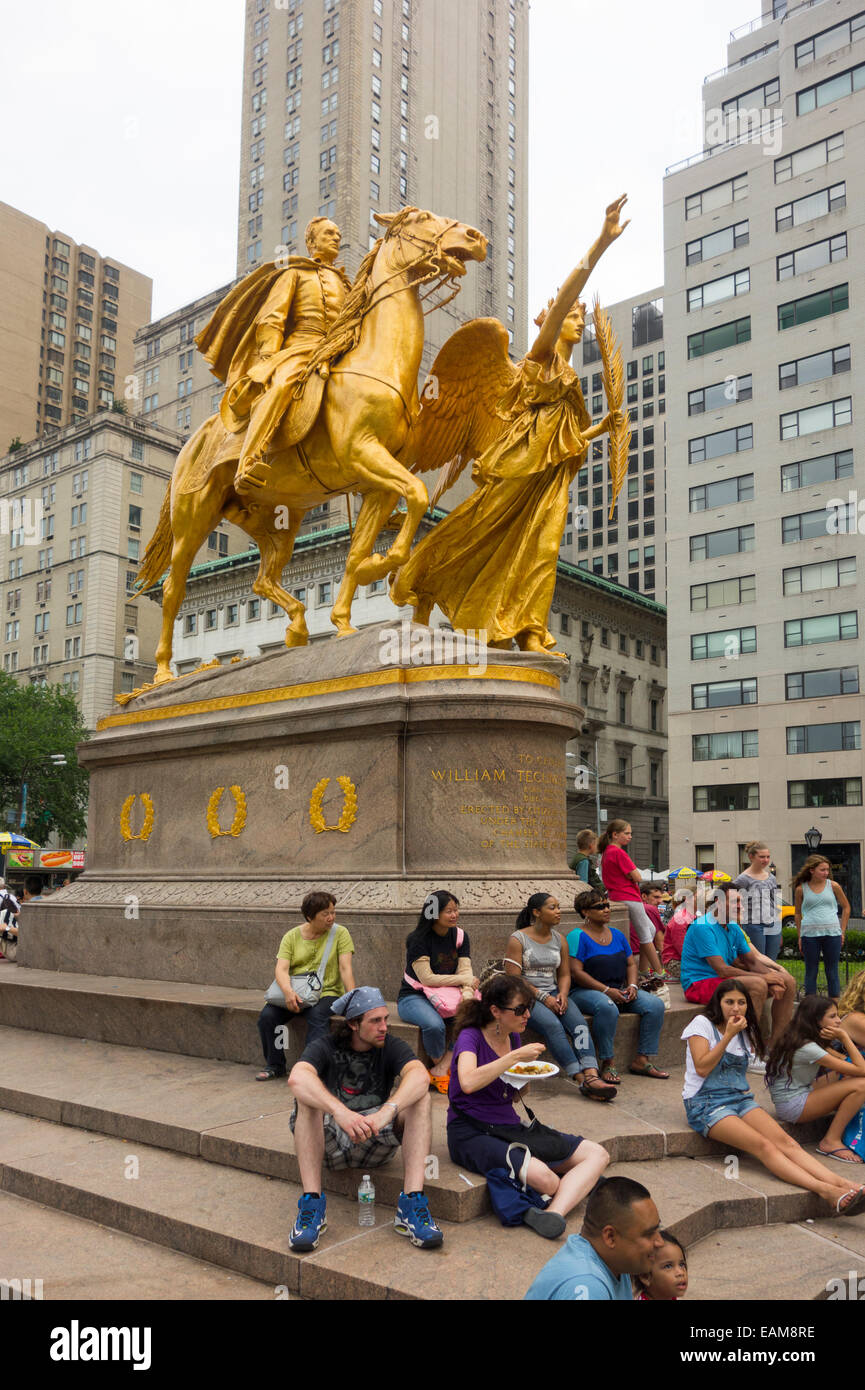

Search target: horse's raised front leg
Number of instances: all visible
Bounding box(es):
[330,490,397,636]
[344,441,428,587]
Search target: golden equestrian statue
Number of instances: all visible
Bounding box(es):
[391,195,632,657]
[133,208,487,687]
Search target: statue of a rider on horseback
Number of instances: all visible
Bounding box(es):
[133,208,487,688]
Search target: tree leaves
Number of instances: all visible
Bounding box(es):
[0,673,90,844]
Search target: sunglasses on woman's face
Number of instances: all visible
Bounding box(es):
[501,1003,530,1017]
[589,901,611,911]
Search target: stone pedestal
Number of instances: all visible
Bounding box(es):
[22,623,594,994]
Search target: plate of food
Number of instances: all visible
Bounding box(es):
[503,1061,560,1082]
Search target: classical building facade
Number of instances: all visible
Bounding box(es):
[0,415,245,729]
[664,0,865,910]
[0,200,152,449]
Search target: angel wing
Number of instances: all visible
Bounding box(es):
[411,318,516,505]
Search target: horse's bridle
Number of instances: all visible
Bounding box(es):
[326,215,474,425]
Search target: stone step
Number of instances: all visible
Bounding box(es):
[0,1026,842,1232]
[0,963,700,1072]
[2,1107,852,1301]
[685,1219,865,1302]
[0,1190,277,1301]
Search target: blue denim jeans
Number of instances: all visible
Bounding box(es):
[744,925,781,959]
[802,933,842,997]
[397,992,447,1060]
[569,986,665,1061]
[528,993,598,1076]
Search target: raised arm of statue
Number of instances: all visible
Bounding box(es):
[255,270,298,359]
[527,195,629,365]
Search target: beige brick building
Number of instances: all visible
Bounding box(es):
[664,0,865,911]
[0,201,152,449]
[0,415,243,729]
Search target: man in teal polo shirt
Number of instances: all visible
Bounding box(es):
[525,1176,663,1301]
[680,885,795,1047]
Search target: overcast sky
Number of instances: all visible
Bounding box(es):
[2,0,761,321]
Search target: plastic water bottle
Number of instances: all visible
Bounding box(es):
[358,1174,375,1226]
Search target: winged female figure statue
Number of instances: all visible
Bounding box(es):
[391,195,631,656]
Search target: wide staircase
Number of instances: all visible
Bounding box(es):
[0,964,862,1301]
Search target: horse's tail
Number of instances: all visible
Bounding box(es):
[133,483,173,594]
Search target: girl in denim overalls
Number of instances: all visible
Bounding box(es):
[682,980,865,1218]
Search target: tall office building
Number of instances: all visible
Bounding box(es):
[0,201,152,449]
[0,414,218,727]
[568,292,666,601]
[237,0,529,374]
[664,0,864,910]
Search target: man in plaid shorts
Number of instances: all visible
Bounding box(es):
[288,986,444,1251]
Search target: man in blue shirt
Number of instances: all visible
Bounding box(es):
[680,885,795,1047]
[525,1176,663,1300]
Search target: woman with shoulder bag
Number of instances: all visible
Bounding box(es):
[397,890,479,1094]
[255,890,355,1081]
[446,974,610,1239]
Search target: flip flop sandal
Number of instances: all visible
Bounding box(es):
[820,1146,864,1164]
[579,1078,617,1102]
[254,1067,284,1081]
[629,1063,670,1079]
[834,1188,865,1216]
[600,1067,620,1085]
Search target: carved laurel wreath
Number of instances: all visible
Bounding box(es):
[120,793,155,843]
[309,776,358,834]
[206,784,248,838]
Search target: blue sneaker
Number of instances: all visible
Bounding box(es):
[394,1191,443,1248]
[289,1192,327,1252]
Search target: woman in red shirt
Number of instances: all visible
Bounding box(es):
[599,820,665,982]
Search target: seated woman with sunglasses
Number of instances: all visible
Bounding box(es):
[505,892,616,1100]
[568,891,669,1084]
[447,974,610,1239]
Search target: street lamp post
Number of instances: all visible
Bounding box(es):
[804,826,823,853]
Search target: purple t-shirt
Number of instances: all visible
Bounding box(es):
[447,1027,521,1125]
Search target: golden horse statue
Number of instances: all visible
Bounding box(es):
[134,207,487,685]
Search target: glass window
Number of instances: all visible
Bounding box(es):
[690,525,754,561]
[783,557,856,595]
[781,449,853,492]
[787,778,862,809]
[785,667,859,700]
[775,182,846,232]
[775,132,844,183]
[778,284,849,330]
[685,173,748,220]
[777,233,847,281]
[780,398,852,441]
[688,375,752,415]
[691,627,757,660]
[691,679,757,709]
[689,423,753,464]
[689,474,754,511]
[693,784,760,812]
[688,268,750,312]
[686,221,749,265]
[692,730,759,760]
[797,59,865,116]
[784,612,858,647]
[779,345,850,390]
[690,575,756,611]
[688,317,751,359]
[786,721,860,755]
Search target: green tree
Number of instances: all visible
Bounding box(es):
[0,674,90,844]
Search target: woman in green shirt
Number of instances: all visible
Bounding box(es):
[256,890,355,1080]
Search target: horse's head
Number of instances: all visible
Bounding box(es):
[373,207,487,283]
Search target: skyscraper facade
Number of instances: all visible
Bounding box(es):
[0,201,152,449]
[664,0,864,909]
[237,0,529,374]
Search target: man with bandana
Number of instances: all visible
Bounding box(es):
[288,987,444,1251]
